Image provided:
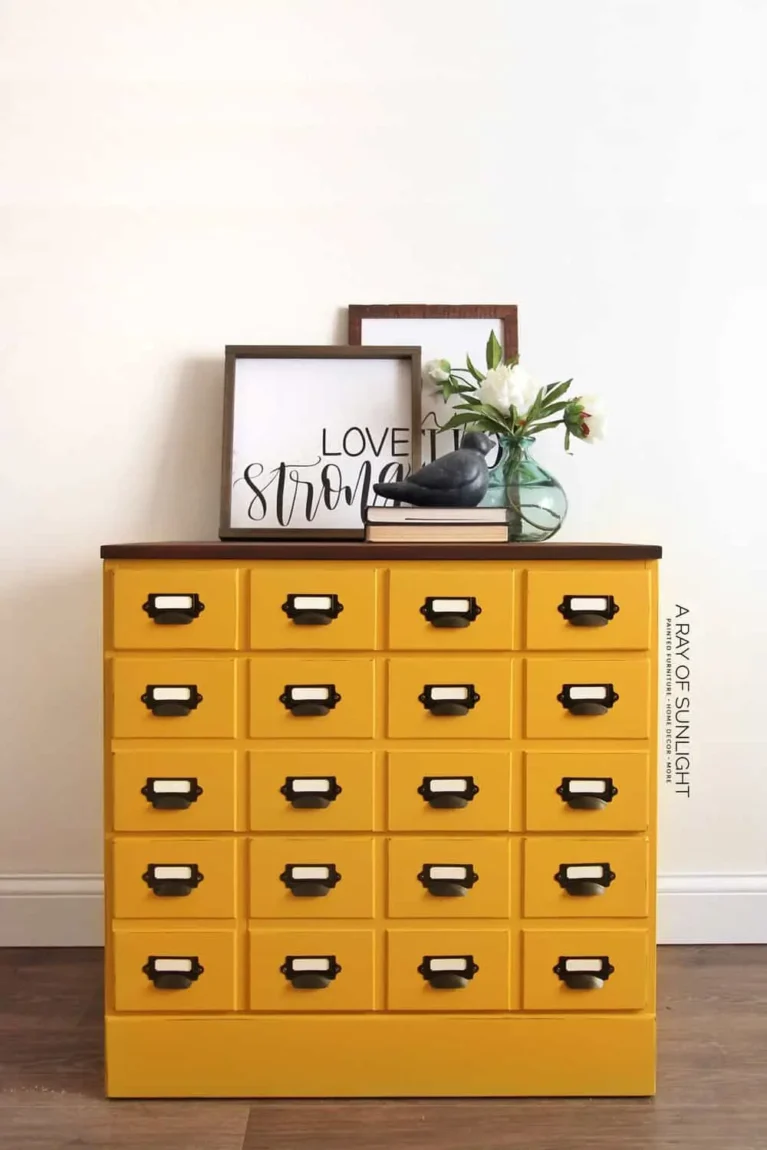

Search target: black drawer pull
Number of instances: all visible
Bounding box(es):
[142,593,205,626]
[280,776,342,809]
[143,955,204,989]
[418,955,478,989]
[141,685,202,717]
[142,863,204,897]
[555,862,615,897]
[280,863,341,897]
[420,596,482,629]
[557,683,618,716]
[280,684,341,717]
[554,955,614,990]
[557,777,618,810]
[282,594,343,626]
[558,595,619,628]
[419,684,480,717]
[281,955,341,989]
[141,777,203,810]
[418,776,479,809]
[418,863,478,897]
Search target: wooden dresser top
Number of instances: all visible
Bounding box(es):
[100,541,662,561]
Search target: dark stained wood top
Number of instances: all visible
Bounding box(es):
[101,540,661,560]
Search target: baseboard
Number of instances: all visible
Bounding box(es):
[1,873,765,947]
[0,874,104,946]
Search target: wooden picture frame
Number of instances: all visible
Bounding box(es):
[348,305,519,464]
[219,345,422,539]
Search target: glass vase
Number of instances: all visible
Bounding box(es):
[481,436,568,542]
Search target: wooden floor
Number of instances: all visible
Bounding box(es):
[0,947,764,1149]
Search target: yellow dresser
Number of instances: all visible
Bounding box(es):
[102,540,660,1098]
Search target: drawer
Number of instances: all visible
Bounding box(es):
[386,929,511,1011]
[525,752,649,832]
[112,837,238,919]
[387,837,510,919]
[112,567,239,651]
[523,837,649,919]
[387,567,515,651]
[525,657,650,740]
[525,567,651,651]
[249,837,375,919]
[250,751,375,832]
[387,657,513,740]
[249,657,375,739]
[522,928,649,1011]
[387,751,512,832]
[249,928,375,1011]
[111,657,237,739]
[250,565,378,650]
[112,750,238,832]
[112,926,237,1012]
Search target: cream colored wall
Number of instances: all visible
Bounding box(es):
[1,0,765,941]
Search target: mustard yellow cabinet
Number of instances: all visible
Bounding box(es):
[102,540,660,1099]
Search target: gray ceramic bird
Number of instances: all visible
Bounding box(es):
[373,432,494,508]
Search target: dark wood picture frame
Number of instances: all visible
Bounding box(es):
[347,304,519,360]
[219,345,422,540]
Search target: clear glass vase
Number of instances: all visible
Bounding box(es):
[481,436,568,542]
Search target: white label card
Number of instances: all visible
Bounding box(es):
[290,687,330,701]
[565,865,606,880]
[292,596,333,610]
[291,778,331,793]
[153,865,193,880]
[152,780,192,794]
[428,778,468,793]
[153,595,194,610]
[568,686,608,701]
[290,957,331,972]
[290,865,331,881]
[569,597,608,612]
[429,686,469,701]
[427,865,468,881]
[151,686,192,702]
[153,958,194,973]
[564,958,604,973]
[567,779,607,794]
[428,957,469,973]
[430,598,471,613]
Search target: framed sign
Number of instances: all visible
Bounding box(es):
[219,345,421,539]
[348,304,519,463]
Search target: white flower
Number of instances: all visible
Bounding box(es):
[477,363,540,416]
[424,358,451,383]
[577,394,607,442]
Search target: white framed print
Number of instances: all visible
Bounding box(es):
[219,345,422,538]
[348,304,519,463]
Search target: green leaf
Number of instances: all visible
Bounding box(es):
[535,400,570,419]
[543,379,573,404]
[438,412,483,432]
[485,329,503,370]
[465,353,484,383]
[525,419,565,434]
[564,428,571,451]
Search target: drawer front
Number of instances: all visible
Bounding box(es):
[387,837,510,919]
[111,657,237,739]
[249,928,375,1011]
[387,751,512,832]
[250,751,375,832]
[386,929,511,1011]
[112,927,237,1012]
[525,567,651,651]
[387,567,515,651]
[112,750,238,833]
[112,837,238,919]
[522,928,649,1011]
[112,567,239,651]
[250,565,378,650]
[523,837,649,919]
[387,658,513,740]
[525,657,650,740]
[249,837,375,919]
[249,657,375,739]
[525,752,649,833]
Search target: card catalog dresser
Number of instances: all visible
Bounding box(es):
[101,540,661,1098]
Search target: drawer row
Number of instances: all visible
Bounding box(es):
[111,925,651,1013]
[109,655,653,740]
[112,749,651,833]
[110,836,651,919]
[109,565,652,654]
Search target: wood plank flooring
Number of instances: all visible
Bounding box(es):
[0,946,764,1149]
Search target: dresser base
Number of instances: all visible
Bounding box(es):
[105,1013,656,1098]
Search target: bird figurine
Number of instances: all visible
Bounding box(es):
[373,431,494,508]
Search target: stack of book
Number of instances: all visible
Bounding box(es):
[364,505,512,543]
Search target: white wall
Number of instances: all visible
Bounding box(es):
[1,0,765,943]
